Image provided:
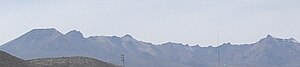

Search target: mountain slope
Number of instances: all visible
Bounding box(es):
[0,50,30,67]
[243,35,300,67]
[0,28,63,58]
[28,57,119,67]
[32,30,100,59]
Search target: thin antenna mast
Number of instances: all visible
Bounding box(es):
[217,35,220,67]
[121,54,125,67]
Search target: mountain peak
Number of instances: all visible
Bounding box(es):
[122,34,133,38]
[120,34,138,42]
[258,35,299,44]
[123,34,133,38]
[20,28,63,39]
[263,34,277,40]
[223,42,232,45]
[258,35,280,43]
[266,34,273,38]
[29,28,61,34]
[287,38,299,43]
[65,30,84,38]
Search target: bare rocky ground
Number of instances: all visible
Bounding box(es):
[0,50,119,67]
[27,57,120,67]
[0,50,31,67]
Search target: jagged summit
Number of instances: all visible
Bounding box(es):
[258,35,299,44]
[65,30,84,38]
[121,34,137,41]
[66,30,82,35]
[287,38,299,43]
[266,34,273,38]
[122,34,133,38]
[258,35,280,43]
[223,42,232,45]
[262,34,276,40]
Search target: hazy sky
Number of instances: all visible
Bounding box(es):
[0,0,300,46]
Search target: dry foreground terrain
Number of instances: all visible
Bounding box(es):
[0,50,119,67]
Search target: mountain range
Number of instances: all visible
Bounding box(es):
[1,28,300,67]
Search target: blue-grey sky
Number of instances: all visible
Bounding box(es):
[0,0,300,46]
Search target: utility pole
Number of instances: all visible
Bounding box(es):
[217,46,220,67]
[121,54,125,67]
[217,35,220,67]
